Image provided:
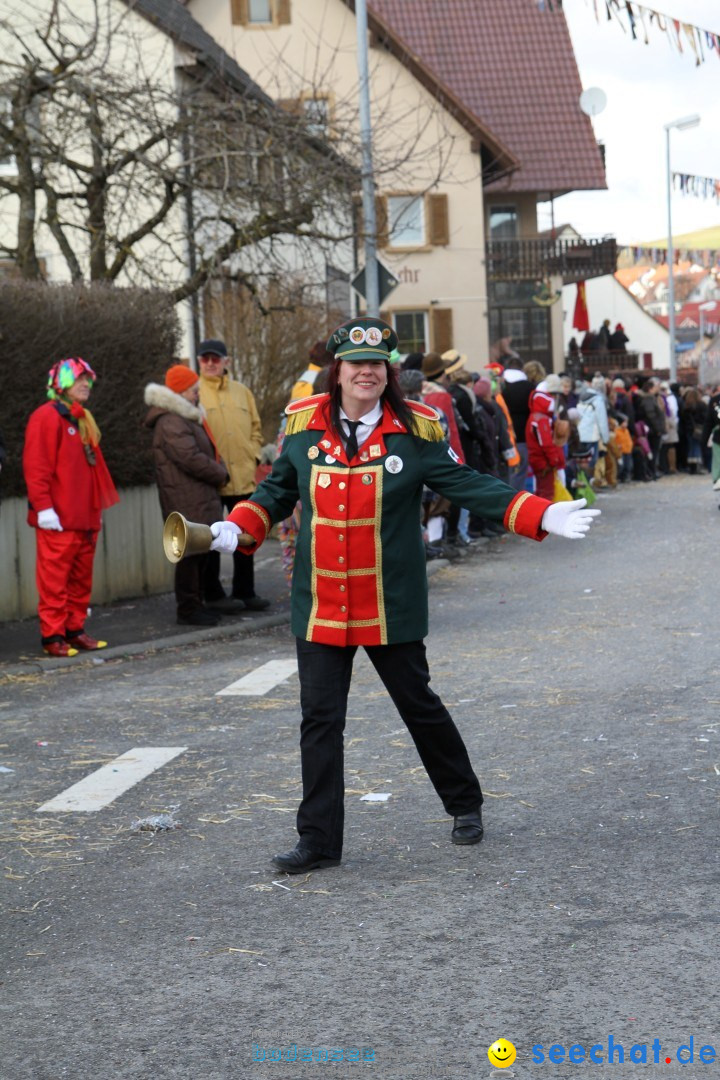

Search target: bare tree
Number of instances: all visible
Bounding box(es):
[0,0,359,302]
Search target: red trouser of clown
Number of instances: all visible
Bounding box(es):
[35,529,99,641]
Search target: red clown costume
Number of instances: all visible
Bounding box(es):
[22,358,119,656]
[526,389,566,501]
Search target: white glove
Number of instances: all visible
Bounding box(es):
[210,520,241,553]
[37,508,63,531]
[541,498,601,540]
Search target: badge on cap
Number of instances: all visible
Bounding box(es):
[365,327,383,347]
[318,473,331,488]
[382,328,391,340]
[308,446,319,460]
[385,455,403,474]
[349,326,366,344]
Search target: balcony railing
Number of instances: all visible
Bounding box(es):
[486,237,618,284]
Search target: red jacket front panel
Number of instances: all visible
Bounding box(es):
[23,402,110,531]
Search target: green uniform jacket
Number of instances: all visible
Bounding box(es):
[229,395,550,646]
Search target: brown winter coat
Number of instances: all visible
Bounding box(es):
[144,383,228,524]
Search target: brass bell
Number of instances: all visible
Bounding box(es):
[162,512,213,563]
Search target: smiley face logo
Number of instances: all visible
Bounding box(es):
[488,1039,516,1068]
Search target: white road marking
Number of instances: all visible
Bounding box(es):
[216,659,298,697]
[36,746,188,813]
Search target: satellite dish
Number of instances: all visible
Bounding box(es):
[579,87,607,117]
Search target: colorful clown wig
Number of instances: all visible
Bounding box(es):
[47,358,97,401]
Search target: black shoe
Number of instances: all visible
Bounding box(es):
[177,609,219,627]
[206,597,246,614]
[234,595,270,611]
[271,845,341,874]
[451,806,484,846]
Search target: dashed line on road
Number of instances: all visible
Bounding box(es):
[36,746,188,813]
[216,659,298,697]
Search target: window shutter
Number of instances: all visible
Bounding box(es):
[428,193,449,246]
[431,308,453,354]
[276,0,291,24]
[277,98,303,115]
[231,0,249,25]
[375,195,389,249]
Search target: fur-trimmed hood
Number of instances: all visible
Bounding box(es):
[144,382,205,426]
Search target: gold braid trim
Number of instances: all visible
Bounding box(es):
[284,410,315,436]
[507,492,531,535]
[410,414,445,442]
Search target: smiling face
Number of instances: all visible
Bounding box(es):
[66,373,92,404]
[487,1040,517,1068]
[337,358,387,417]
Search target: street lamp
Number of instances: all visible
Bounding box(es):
[665,114,701,381]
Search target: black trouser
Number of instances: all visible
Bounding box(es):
[204,494,255,601]
[175,553,207,618]
[294,638,483,857]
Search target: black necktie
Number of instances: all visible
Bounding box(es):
[344,419,361,461]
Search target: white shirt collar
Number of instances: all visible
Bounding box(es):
[339,401,383,426]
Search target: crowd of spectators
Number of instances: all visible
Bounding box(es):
[389,345,720,558]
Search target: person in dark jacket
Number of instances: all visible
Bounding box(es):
[144,364,229,627]
[637,378,667,479]
[500,357,535,491]
[700,387,720,491]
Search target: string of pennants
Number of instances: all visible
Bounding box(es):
[537,1,720,67]
[672,173,720,201]
[620,246,720,268]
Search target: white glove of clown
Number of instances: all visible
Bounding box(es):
[541,498,601,540]
[38,508,63,531]
[210,520,241,554]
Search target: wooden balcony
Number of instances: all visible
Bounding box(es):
[486,237,618,284]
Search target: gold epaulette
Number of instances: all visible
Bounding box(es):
[405,399,445,442]
[284,393,328,435]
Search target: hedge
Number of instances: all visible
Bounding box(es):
[0,283,180,500]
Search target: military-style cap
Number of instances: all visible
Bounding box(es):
[326,316,399,364]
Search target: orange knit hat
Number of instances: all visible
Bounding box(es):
[165,364,198,394]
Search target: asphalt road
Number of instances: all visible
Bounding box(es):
[1,474,718,1080]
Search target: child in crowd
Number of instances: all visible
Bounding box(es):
[613,418,634,482]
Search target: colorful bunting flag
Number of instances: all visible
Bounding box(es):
[542,1,720,67]
[672,172,720,202]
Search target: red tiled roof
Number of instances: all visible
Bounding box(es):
[368,0,607,196]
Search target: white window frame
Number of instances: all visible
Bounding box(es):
[248,0,273,24]
[392,309,429,354]
[387,194,425,249]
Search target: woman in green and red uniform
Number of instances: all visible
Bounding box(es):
[209,318,600,873]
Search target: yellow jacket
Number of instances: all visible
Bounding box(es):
[198,374,262,496]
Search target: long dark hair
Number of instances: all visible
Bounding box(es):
[327,360,418,436]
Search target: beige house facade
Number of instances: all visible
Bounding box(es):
[187,0,518,360]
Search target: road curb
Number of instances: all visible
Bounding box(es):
[0,553,478,679]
